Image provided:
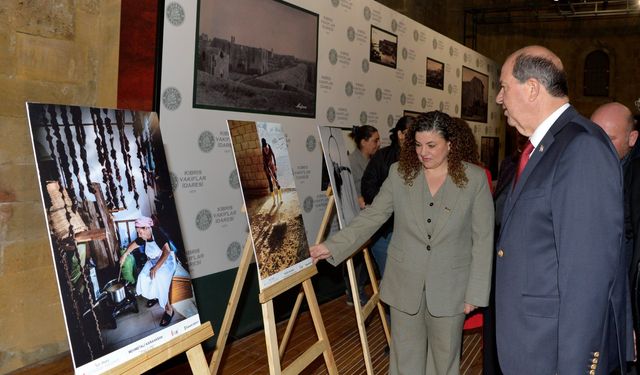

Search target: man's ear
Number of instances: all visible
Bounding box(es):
[629,129,639,149]
[527,78,540,101]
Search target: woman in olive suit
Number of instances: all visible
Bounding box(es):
[310,111,494,375]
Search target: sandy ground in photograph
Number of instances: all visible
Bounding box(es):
[246,188,310,280]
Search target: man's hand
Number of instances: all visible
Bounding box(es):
[309,243,332,264]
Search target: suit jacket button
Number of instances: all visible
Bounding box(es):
[589,370,595,375]
[428,234,432,240]
[593,351,600,358]
[592,358,598,364]
[497,249,504,257]
[590,363,597,370]
[426,245,431,251]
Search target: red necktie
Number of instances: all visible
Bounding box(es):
[514,141,534,186]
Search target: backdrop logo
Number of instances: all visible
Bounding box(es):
[421,97,427,109]
[347,26,355,42]
[456,68,461,78]
[303,196,314,213]
[227,241,242,261]
[360,111,368,125]
[413,30,419,41]
[162,87,181,111]
[198,131,215,153]
[402,48,408,60]
[326,107,336,123]
[412,73,417,86]
[439,101,444,111]
[329,49,338,65]
[306,135,316,152]
[345,81,353,97]
[391,19,398,32]
[196,209,212,231]
[455,104,460,115]
[432,39,438,50]
[361,59,369,73]
[375,88,382,101]
[449,46,454,56]
[448,84,452,94]
[331,0,339,7]
[229,169,239,189]
[387,114,394,128]
[400,93,406,105]
[363,6,371,21]
[165,2,185,26]
[169,171,178,191]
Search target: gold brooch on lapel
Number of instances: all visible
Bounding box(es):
[539,144,544,152]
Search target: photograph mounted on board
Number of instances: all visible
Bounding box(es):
[194,0,318,118]
[317,126,360,229]
[461,66,489,123]
[403,109,424,119]
[228,120,312,290]
[370,25,397,69]
[426,57,444,90]
[26,103,200,374]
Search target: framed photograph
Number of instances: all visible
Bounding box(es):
[426,57,444,90]
[461,66,489,123]
[228,120,312,290]
[481,136,500,179]
[318,126,361,228]
[26,103,200,374]
[194,0,319,118]
[403,109,424,118]
[370,25,397,69]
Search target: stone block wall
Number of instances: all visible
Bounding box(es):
[0,1,120,373]
[229,121,270,194]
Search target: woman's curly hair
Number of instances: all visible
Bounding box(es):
[397,111,468,188]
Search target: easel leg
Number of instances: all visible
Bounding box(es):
[363,248,391,345]
[209,238,253,374]
[262,300,283,375]
[279,289,305,359]
[186,344,209,375]
[347,257,374,374]
[302,279,338,375]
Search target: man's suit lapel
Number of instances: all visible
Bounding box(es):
[500,106,578,238]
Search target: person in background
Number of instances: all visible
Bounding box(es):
[344,125,380,306]
[591,102,639,373]
[494,45,631,374]
[120,216,177,327]
[361,116,413,278]
[262,138,281,205]
[311,111,494,375]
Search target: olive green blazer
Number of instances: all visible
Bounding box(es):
[325,161,494,316]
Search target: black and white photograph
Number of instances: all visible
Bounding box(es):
[318,126,360,228]
[426,57,444,90]
[370,25,397,69]
[26,104,200,374]
[194,0,318,118]
[461,66,489,123]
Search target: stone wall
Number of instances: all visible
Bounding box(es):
[0,1,120,372]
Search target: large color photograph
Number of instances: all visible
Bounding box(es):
[194,0,319,118]
[228,120,312,290]
[26,104,200,374]
[461,66,489,123]
[318,126,360,228]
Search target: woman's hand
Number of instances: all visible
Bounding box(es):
[309,243,332,264]
[150,266,157,279]
[464,303,477,315]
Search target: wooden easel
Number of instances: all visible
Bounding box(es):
[321,189,391,374]
[209,229,337,374]
[105,321,214,374]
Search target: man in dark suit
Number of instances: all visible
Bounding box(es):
[494,45,632,374]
